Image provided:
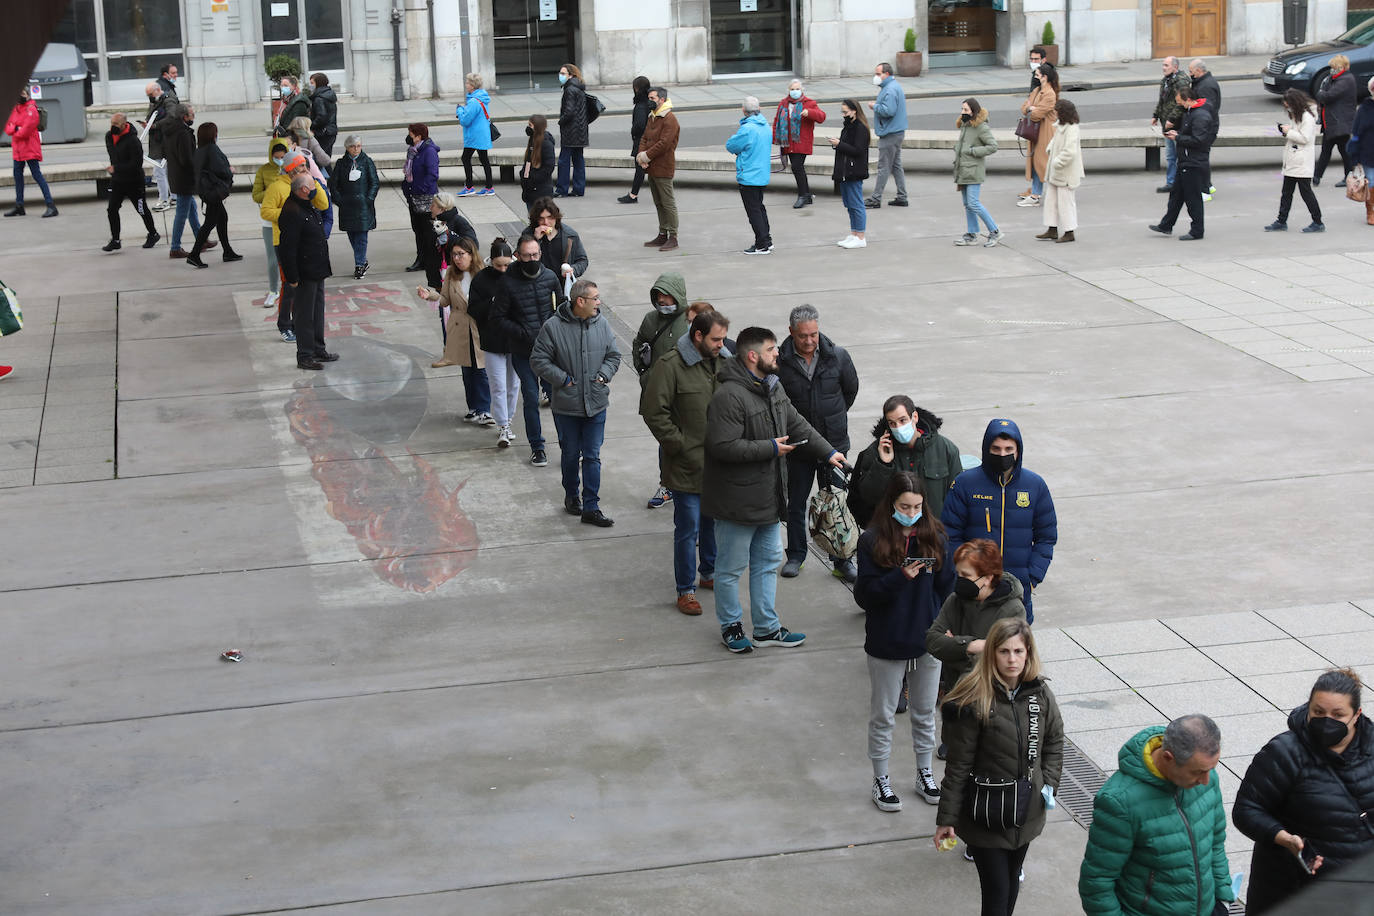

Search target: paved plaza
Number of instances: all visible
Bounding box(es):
[2,102,1373,913]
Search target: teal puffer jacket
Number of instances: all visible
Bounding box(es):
[1079,726,1235,916]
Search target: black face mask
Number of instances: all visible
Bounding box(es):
[1307,716,1351,748]
[525,126,534,137]
[953,577,982,601]
[960,113,972,123]
[518,260,541,278]
[404,134,414,147]
[982,452,1015,478]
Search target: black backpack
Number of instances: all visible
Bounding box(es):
[36,105,48,132]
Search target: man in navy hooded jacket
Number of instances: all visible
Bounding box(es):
[941,419,1057,622]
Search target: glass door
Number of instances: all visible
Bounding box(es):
[928,0,998,68]
[709,0,794,76]
[101,0,185,104]
[493,0,579,92]
[262,0,347,91]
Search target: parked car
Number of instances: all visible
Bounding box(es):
[1263,16,1374,98]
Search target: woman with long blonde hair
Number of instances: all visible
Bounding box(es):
[934,618,1064,916]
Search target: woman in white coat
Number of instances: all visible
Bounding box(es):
[1267,89,1324,233]
[1038,99,1084,243]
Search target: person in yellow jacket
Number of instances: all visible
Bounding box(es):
[252,140,289,308]
[259,150,326,341]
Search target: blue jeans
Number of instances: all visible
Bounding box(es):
[461,365,491,414]
[670,490,716,595]
[961,184,998,235]
[171,193,203,250]
[713,519,784,636]
[1030,166,1044,197]
[12,160,53,207]
[840,180,866,232]
[508,353,545,451]
[556,146,585,195]
[1164,136,1178,187]
[552,410,606,510]
[346,229,369,267]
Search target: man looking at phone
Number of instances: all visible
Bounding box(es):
[942,418,1056,623]
[1080,715,1235,916]
[704,326,845,653]
[531,279,621,527]
[777,304,859,582]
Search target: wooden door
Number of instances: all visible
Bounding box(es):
[1153,0,1224,57]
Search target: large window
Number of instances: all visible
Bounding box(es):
[710,0,794,75]
[263,0,346,77]
[52,0,184,99]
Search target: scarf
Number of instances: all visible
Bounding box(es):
[774,99,803,146]
[652,98,674,118]
[110,122,131,145]
[404,143,418,183]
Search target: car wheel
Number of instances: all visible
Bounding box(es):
[1310,68,1331,98]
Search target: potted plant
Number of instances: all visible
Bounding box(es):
[264,53,301,124]
[896,28,923,77]
[1039,22,1060,66]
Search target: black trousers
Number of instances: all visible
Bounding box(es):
[107,181,154,239]
[410,206,435,269]
[738,184,771,248]
[630,137,647,195]
[788,152,811,197]
[1160,165,1205,238]
[969,844,1031,916]
[189,198,231,258]
[462,148,492,188]
[275,246,294,332]
[1278,175,1322,224]
[1314,133,1352,182]
[293,279,328,357]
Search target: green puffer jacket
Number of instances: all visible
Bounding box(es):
[937,677,1064,850]
[925,573,1027,692]
[631,272,689,383]
[639,333,730,494]
[1079,726,1235,916]
[953,108,997,186]
[702,357,835,526]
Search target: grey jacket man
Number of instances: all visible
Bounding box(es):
[531,301,622,417]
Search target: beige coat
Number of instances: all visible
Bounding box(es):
[1046,122,1084,189]
[1281,108,1318,178]
[437,270,484,368]
[1020,84,1058,184]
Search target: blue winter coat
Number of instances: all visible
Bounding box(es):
[457,88,493,151]
[873,75,909,137]
[725,113,772,187]
[941,418,1057,622]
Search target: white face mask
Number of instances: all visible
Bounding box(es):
[872,74,884,86]
[1030,60,1041,71]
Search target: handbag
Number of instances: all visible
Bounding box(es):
[1014,116,1040,144]
[1346,164,1369,203]
[480,101,501,141]
[966,689,1043,831]
[0,278,23,336]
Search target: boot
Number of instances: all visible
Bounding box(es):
[3,205,24,217]
[41,205,58,218]
[1036,227,1058,240]
[643,232,667,247]
[659,232,679,252]
[1055,230,1076,243]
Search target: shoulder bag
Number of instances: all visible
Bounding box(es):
[967,689,1042,831]
[1014,115,1039,144]
[1347,164,1369,203]
[479,100,501,141]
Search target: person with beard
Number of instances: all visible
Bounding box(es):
[1233,668,1374,914]
[941,419,1056,623]
[702,326,845,654]
[493,233,564,468]
[101,113,160,252]
[639,308,732,615]
[849,395,962,530]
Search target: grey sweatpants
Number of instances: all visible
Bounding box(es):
[871,132,907,201]
[868,652,941,778]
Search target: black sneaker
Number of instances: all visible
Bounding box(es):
[872,775,902,812]
[937,742,948,760]
[531,449,548,467]
[721,622,753,654]
[742,244,773,256]
[888,198,909,207]
[101,239,122,252]
[917,767,941,805]
[864,197,881,209]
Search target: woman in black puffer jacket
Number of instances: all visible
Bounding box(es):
[1314,54,1357,186]
[186,122,241,268]
[1233,667,1374,914]
[555,63,589,197]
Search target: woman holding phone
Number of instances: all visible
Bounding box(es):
[854,471,953,812]
[1233,668,1374,913]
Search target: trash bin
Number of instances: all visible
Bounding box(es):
[4,43,90,145]
[1283,0,1308,45]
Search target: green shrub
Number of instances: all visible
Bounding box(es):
[1041,21,1056,45]
[264,53,301,82]
[904,28,917,53]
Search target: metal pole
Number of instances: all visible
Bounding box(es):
[391,5,405,101]
[428,0,439,99]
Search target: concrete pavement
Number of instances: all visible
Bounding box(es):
[1,130,1372,913]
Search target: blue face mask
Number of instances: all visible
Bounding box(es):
[789,89,803,100]
[558,73,568,85]
[893,508,922,527]
[891,422,916,445]
[272,156,285,167]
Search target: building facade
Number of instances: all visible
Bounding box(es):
[58,0,1352,107]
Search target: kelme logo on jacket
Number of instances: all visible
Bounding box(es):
[1016,491,1030,508]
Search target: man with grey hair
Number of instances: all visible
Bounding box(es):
[777,303,859,581]
[725,96,774,254]
[1151,56,1191,193]
[1188,59,1221,197]
[140,80,176,210]
[866,62,908,208]
[1080,714,1236,916]
[278,173,337,371]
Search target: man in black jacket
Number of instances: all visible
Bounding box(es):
[1150,57,1191,193]
[494,233,564,467]
[278,174,338,371]
[1151,86,1216,241]
[102,113,159,252]
[141,80,176,210]
[777,304,859,582]
[164,103,210,258]
[308,72,339,155]
[1188,59,1221,194]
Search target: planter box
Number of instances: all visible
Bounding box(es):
[1041,44,1060,66]
[895,51,923,78]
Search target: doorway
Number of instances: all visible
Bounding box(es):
[709,0,794,77]
[493,0,579,91]
[262,0,348,90]
[928,0,998,69]
[1153,0,1224,58]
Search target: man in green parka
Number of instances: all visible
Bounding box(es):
[632,272,690,509]
[1080,715,1236,916]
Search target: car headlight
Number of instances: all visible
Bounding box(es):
[1285,61,1308,75]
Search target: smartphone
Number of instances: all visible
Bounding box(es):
[903,556,937,569]
[790,438,809,446]
[1277,122,1285,132]
[1294,843,1318,875]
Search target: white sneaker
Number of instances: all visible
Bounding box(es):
[476,412,496,427]
[1016,195,1041,208]
[263,290,279,309]
[497,425,513,448]
[151,199,171,212]
[984,230,1004,247]
[954,233,979,246]
[872,775,902,812]
[837,235,856,247]
[1202,191,1213,202]
[838,236,867,249]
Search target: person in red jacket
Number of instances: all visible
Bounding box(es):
[5,88,57,218]
[773,80,827,209]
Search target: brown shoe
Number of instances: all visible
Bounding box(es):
[643,232,667,247]
[431,358,457,368]
[1036,228,1058,240]
[677,592,703,615]
[168,248,189,259]
[1055,230,1076,243]
[698,577,714,590]
[659,234,679,252]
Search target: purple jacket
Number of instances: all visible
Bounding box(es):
[403,138,440,197]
